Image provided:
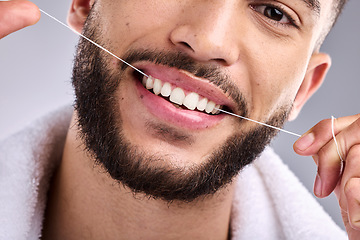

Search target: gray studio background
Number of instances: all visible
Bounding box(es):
[1,0,359,231]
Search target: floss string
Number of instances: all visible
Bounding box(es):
[216,108,301,137]
[39,9,149,78]
[39,8,301,138]
[331,116,344,171]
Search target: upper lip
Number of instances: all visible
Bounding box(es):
[131,62,237,113]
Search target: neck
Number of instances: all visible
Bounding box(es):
[42,116,235,240]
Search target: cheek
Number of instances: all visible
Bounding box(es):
[248,46,309,119]
[97,1,182,52]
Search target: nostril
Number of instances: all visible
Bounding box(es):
[212,58,227,65]
[180,41,194,52]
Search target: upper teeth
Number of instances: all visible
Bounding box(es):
[142,76,221,114]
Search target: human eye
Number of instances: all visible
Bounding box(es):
[250,3,299,29]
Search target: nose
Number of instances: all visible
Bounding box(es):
[169,1,241,66]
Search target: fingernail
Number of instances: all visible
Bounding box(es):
[314,173,322,197]
[296,132,315,151]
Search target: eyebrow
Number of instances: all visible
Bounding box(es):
[301,0,321,15]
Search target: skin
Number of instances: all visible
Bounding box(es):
[2,0,360,239]
[294,114,360,239]
[67,0,328,173]
[0,0,40,39]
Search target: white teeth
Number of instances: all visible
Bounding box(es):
[212,104,221,114]
[153,78,162,95]
[142,76,147,86]
[161,82,172,97]
[205,101,216,114]
[170,87,185,105]
[183,92,199,110]
[196,98,208,111]
[141,75,223,114]
[146,76,154,89]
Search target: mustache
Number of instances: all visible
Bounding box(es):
[119,49,248,117]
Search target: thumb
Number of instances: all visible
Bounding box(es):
[0,0,40,39]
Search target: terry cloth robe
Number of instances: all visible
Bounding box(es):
[0,106,347,240]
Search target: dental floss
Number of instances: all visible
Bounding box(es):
[215,108,301,137]
[39,8,302,138]
[39,9,149,78]
[331,116,344,166]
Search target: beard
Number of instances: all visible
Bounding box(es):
[72,10,291,202]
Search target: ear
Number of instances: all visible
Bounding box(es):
[288,52,331,121]
[67,0,93,32]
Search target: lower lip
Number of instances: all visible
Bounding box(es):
[135,80,225,130]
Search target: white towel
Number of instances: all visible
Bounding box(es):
[0,106,72,240]
[0,106,348,239]
[231,147,347,239]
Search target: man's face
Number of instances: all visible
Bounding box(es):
[72,0,332,201]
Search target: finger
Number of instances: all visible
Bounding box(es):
[336,145,360,224]
[294,114,360,156]
[0,0,40,39]
[344,177,360,231]
[315,142,342,197]
[316,118,360,197]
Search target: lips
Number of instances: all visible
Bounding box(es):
[131,64,236,129]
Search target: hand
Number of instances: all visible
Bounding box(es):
[294,114,360,239]
[0,0,40,39]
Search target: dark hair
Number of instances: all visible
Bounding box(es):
[316,0,348,48]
